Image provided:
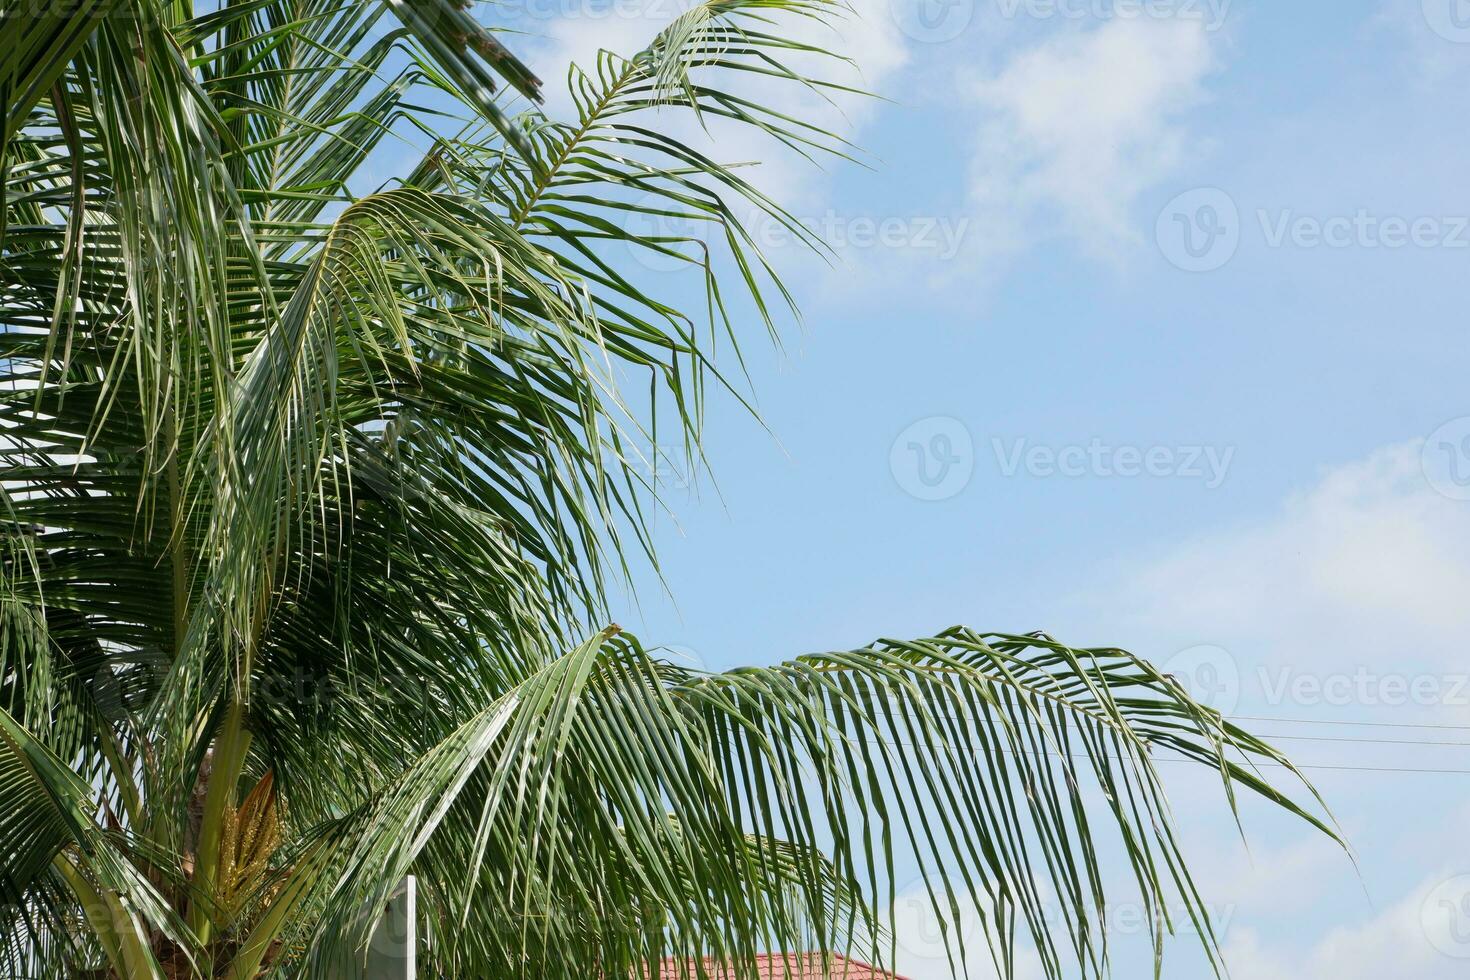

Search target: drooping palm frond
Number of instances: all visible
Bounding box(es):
[383,0,544,161]
[0,0,1341,976]
[409,0,863,365]
[0,0,116,158]
[225,627,1334,978]
[0,700,199,979]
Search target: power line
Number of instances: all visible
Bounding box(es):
[1253,732,1470,748]
[870,705,1470,750]
[818,700,1470,774]
[851,733,1470,777]
[1239,761,1470,775]
[1230,714,1470,731]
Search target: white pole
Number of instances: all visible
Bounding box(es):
[363,875,416,980]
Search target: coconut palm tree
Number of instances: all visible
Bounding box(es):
[0,0,1335,976]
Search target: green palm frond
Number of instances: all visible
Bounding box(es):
[0,0,117,157]
[0,703,197,979]
[0,0,1342,976]
[217,627,1334,978]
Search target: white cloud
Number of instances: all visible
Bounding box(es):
[1186,833,1348,920]
[868,439,1470,980]
[1376,0,1470,82]
[881,877,1045,980]
[1062,442,1470,977]
[1222,868,1470,980]
[1106,440,1470,680]
[963,16,1220,262]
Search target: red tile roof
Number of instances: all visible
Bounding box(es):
[649,953,907,979]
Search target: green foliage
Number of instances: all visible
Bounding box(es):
[0,0,1337,976]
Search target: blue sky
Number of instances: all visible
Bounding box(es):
[489,0,1470,975]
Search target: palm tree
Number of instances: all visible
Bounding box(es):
[0,0,1336,976]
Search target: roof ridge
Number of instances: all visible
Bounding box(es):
[649,950,912,980]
